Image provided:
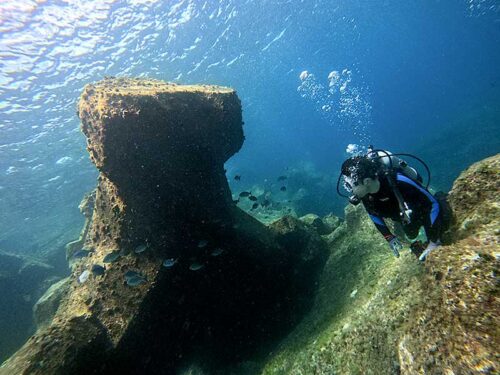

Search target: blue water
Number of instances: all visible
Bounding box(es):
[1,0,499,255]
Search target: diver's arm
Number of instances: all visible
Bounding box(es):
[367,211,402,257]
[368,213,393,240]
[395,174,441,240]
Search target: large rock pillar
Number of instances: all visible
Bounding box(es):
[1,78,325,375]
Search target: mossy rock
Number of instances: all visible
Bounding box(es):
[259,155,499,375]
[299,214,331,235]
[33,277,71,329]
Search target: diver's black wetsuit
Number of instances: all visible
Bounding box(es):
[362,172,443,243]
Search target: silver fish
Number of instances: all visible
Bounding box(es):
[197,240,208,248]
[124,270,142,280]
[211,248,224,257]
[189,262,205,271]
[162,258,178,268]
[126,276,146,287]
[103,250,121,263]
[134,244,148,254]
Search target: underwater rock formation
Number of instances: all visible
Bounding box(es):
[299,213,332,235]
[65,190,95,267]
[398,154,499,374]
[0,78,326,374]
[0,250,58,362]
[262,204,424,374]
[33,277,71,329]
[260,154,499,375]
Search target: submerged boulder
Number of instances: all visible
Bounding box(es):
[33,277,71,329]
[1,78,326,375]
[322,213,342,233]
[260,154,499,375]
[299,213,330,235]
[0,250,56,363]
[398,153,499,374]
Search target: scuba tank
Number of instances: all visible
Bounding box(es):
[366,146,423,184]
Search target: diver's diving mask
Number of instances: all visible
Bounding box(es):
[343,175,362,205]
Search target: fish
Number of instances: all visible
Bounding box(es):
[251,203,259,210]
[134,244,148,254]
[278,175,287,181]
[198,240,208,248]
[234,175,241,181]
[103,250,121,263]
[78,270,90,284]
[280,186,287,192]
[91,264,105,276]
[239,191,251,197]
[124,270,142,279]
[119,248,130,256]
[248,195,258,201]
[126,276,146,287]
[73,249,93,259]
[162,258,178,268]
[124,270,146,286]
[189,262,205,271]
[211,248,224,257]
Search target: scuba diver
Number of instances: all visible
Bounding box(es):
[337,146,450,261]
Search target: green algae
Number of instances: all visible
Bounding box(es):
[260,205,428,375]
[259,155,499,375]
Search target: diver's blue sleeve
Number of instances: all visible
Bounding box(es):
[368,213,393,240]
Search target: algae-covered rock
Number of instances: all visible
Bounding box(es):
[33,277,71,329]
[1,78,327,375]
[298,212,342,236]
[260,154,499,375]
[446,153,499,241]
[261,204,425,375]
[398,153,499,374]
[272,215,328,266]
[322,213,342,233]
[299,213,331,235]
[0,250,57,362]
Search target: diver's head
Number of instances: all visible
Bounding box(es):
[341,156,381,199]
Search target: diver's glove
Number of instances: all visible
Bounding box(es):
[386,235,403,258]
[418,240,441,262]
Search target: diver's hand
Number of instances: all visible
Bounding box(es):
[418,241,441,262]
[387,235,403,258]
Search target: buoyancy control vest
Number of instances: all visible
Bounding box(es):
[366,147,429,224]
